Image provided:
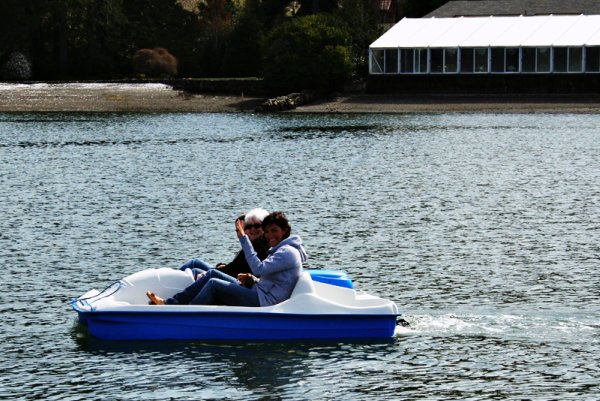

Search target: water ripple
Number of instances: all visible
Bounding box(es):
[1,112,599,400]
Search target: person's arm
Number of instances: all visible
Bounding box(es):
[217,250,247,276]
[235,219,289,277]
[239,236,297,277]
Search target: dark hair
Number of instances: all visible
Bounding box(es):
[261,211,291,239]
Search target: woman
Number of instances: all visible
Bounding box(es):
[146,211,307,307]
[178,208,269,279]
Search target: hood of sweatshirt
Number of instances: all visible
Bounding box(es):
[270,234,308,262]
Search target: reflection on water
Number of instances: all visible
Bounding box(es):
[1,111,599,400]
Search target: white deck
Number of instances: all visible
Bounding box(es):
[74,268,399,316]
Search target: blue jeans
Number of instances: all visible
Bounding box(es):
[167,268,259,307]
[178,258,213,280]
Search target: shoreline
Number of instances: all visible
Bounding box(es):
[1,82,600,113]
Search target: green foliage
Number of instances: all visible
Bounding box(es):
[297,0,339,15]
[1,52,32,80]
[0,0,204,79]
[221,11,264,77]
[263,14,353,94]
[0,0,448,82]
[123,0,205,77]
[335,0,382,80]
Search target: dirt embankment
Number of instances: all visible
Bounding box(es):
[1,82,600,113]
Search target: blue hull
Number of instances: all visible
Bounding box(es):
[79,311,398,341]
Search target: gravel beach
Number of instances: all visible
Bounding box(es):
[1,82,600,113]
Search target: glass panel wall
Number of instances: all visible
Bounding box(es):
[491,48,504,72]
[384,48,398,73]
[460,48,474,73]
[370,49,384,74]
[475,48,488,72]
[400,49,414,73]
[569,47,582,72]
[444,48,458,73]
[522,47,536,72]
[554,47,568,72]
[506,48,519,72]
[430,49,443,73]
[417,49,428,73]
[371,46,592,74]
[400,48,428,73]
[586,47,600,72]
[537,47,551,72]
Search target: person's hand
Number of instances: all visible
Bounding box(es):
[215,263,226,269]
[235,218,245,238]
[195,272,205,281]
[237,273,254,287]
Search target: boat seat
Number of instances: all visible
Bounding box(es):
[290,271,316,298]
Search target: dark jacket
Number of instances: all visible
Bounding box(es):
[218,237,269,277]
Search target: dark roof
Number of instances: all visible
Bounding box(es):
[426,0,600,17]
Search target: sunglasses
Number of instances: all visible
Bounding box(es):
[244,223,262,230]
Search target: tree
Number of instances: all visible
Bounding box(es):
[297,0,339,15]
[197,0,238,76]
[221,11,264,77]
[0,1,33,62]
[263,13,353,94]
[123,0,205,77]
[335,0,382,80]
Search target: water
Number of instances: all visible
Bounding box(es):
[1,111,599,400]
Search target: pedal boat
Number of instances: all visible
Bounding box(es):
[71,268,401,341]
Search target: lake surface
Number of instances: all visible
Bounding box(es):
[1,111,599,400]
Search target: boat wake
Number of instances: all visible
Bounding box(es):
[394,311,598,343]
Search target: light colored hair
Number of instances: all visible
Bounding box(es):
[245,208,269,223]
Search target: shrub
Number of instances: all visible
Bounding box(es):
[263,14,353,94]
[132,48,178,78]
[1,52,32,81]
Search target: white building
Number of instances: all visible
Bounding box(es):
[369,14,600,75]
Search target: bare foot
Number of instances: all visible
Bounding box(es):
[146,291,165,305]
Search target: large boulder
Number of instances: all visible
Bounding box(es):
[255,91,316,112]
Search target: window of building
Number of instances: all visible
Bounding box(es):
[586,47,600,72]
[491,48,504,72]
[460,48,489,73]
[522,47,536,72]
[569,47,583,72]
[491,48,519,73]
[554,47,568,72]
[430,48,443,73]
[445,48,458,73]
[400,48,428,73]
[400,48,414,73]
[417,49,428,73]
[554,47,582,72]
[475,48,488,72]
[382,49,398,73]
[506,48,519,72]
[537,47,551,72]
[370,49,384,74]
[460,48,474,73]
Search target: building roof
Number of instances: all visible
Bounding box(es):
[369,15,600,48]
[426,0,600,17]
